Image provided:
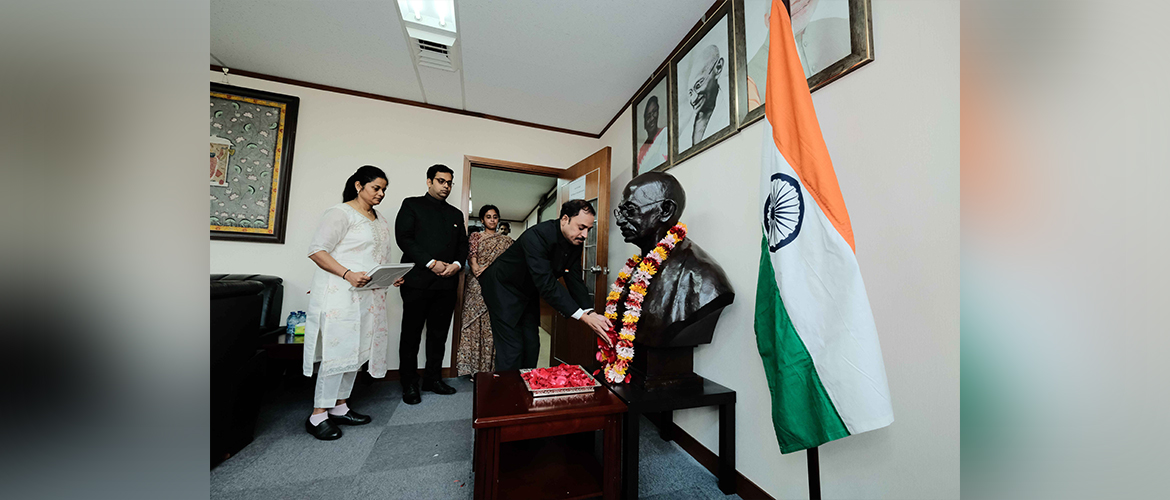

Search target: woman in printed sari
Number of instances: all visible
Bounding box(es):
[457,204,513,378]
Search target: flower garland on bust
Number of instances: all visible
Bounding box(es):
[595,223,687,384]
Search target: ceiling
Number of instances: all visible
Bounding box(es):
[210,0,714,135]
[469,167,556,221]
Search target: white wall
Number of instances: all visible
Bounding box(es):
[209,72,599,371]
[210,0,957,496]
[598,1,959,498]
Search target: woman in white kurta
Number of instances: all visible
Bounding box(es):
[303,165,397,440]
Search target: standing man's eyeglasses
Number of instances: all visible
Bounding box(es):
[432,178,454,187]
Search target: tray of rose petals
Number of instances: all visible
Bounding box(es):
[519,364,601,397]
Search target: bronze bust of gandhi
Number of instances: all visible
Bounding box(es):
[613,172,734,390]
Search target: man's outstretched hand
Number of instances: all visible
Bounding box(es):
[581,311,614,347]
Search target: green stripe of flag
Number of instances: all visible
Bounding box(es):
[755,235,851,453]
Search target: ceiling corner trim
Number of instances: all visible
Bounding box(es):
[208,65,599,139]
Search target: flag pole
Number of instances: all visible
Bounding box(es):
[808,446,821,500]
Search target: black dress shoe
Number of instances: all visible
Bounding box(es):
[402,383,421,405]
[421,379,457,395]
[305,417,342,440]
[328,409,372,426]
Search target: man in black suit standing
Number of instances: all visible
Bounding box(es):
[395,164,467,404]
[479,199,614,371]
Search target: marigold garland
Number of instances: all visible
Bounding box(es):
[595,223,687,384]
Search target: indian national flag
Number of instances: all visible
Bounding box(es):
[755,0,893,453]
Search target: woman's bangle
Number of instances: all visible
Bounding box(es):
[343,269,350,279]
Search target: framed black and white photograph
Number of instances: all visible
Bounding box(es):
[794,0,872,93]
[631,69,671,177]
[734,0,874,129]
[733,0,775,128]
[209,83,299,244]
[671,0,736,164]
[734,0,874,128]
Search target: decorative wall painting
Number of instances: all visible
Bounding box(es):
[209,83,299,243]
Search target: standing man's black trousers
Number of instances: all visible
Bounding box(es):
[399,286,457,387]
[491,298,541,371]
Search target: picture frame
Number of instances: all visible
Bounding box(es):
[734,0,873,129]
[630,69,672,177]
[671,0,737,165]
[209,83,299,244]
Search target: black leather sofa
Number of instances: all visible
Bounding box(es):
[210,274,284,467]
[212,274,286,343]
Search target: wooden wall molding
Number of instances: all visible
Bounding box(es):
[465,155,565,177]
[211,1,746,141]
[356,367,459,384]
[210,65,599,139]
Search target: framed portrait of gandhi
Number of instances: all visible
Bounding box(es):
[209,83,299,244]
[734,0,874,129]
[671,0,737,165]
[631,69,671,177]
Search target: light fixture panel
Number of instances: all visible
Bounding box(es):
[396,0,457,34]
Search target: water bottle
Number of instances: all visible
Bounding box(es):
[295,311,306,343]
[286,311,297,342]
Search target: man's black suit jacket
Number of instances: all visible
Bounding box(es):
[480,219,591,327]
[395,193,468,290]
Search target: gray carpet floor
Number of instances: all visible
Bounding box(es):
[212,376,740,499]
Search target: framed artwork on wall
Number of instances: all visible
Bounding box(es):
[734,0,874,129]
[671,0,737,165]
[209,83,299,244]
[631,69,671,177]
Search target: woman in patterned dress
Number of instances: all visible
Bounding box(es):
[303,165,400,440]
[457,204,513,378]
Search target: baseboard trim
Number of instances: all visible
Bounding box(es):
[357,367,460,383]
[644,413,774,500]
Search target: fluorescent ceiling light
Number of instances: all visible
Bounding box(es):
[398,0,456,33]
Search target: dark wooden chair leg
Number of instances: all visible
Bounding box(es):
[718,402,736,495]
[622,411,640,500]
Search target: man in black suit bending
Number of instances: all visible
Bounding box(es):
[479,199,614,371]
[395,164,467,404]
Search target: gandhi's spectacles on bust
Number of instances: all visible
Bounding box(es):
[614,199,665,219]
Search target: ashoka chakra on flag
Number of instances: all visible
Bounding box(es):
[763,172,804,252]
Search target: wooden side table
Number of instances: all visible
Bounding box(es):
[260,332,302,361]
[606,377,737,499]
[473,371,628,500]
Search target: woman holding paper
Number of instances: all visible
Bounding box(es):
[302,165,399,440]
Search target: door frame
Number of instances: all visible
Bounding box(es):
[450,155,566,370]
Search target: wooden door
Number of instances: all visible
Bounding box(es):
[550,147,611,371]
